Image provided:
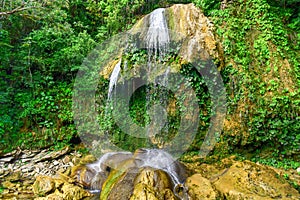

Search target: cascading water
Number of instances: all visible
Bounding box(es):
[146,8,170,57]
[84,149,188,195]
[101,7,188,199]
[107,58,122,100]
[144,8,171,142]
[134,148,186,185]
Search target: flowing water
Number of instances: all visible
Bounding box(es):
[86,149,187,194]
[103,7,187,198]
[146,8,170,57]
[107,58,122,100]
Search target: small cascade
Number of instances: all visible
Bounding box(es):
[89,149,186,183]
[86,151,132,173]
[134,148,186,185]
[107,58,122,100]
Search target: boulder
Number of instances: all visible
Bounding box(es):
[61,183,92,200]
[185,174,217,200]
[33,176,55,196]
[213,161,300,199]
[100,165,180,200]
[130,167,179,200]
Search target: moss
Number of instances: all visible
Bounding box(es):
[100,168,126,200]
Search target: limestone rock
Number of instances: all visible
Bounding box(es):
[130,183,159,200]
[130,167,179,200]
[130,3,221,63]
[61,183,92,200]
[46,192,64,200]
[33,176,55,196]
[185,174,217,200]
[2,180,16,188]
[213,161,300,199]
[104,167,138,200]
[100,165,179,200]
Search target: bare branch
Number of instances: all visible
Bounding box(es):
[0,5,37,16]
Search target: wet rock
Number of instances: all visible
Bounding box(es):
[130,183,159,200]
[33,176,55,196]
[104,166,139,200]
[71,164,104,189]
[130,167,179,200]
[213,161,300,199]
[185,174,217,200]
[130,3,222,63]
[100,164,179,200]
[71,152,134,191]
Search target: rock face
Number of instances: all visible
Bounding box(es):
[130,3,221,62]
[130,167,179,200]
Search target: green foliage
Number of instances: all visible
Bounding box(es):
[251,157,300,170]
[193,0,220,15]
[1,0,299,161]
[201,0,300,157]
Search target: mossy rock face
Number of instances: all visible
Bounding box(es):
[105,167,139,200]
[100,158,138,200]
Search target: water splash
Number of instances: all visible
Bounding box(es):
[86,151,133,173]
[134,148,186,185]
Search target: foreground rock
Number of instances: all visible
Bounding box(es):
[2,146,299,200]
[184,158,300,200]
[101,166,181,200]
[32,174,93,200]
[0,146,82,199]
[213,161,300,199]
[185,174,217,200]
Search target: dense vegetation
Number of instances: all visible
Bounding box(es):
[0,0,299,168]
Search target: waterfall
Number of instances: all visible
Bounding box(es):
[146,8,170,57]
[108,58,122,100]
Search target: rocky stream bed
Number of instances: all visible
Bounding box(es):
[0,146,300,200]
